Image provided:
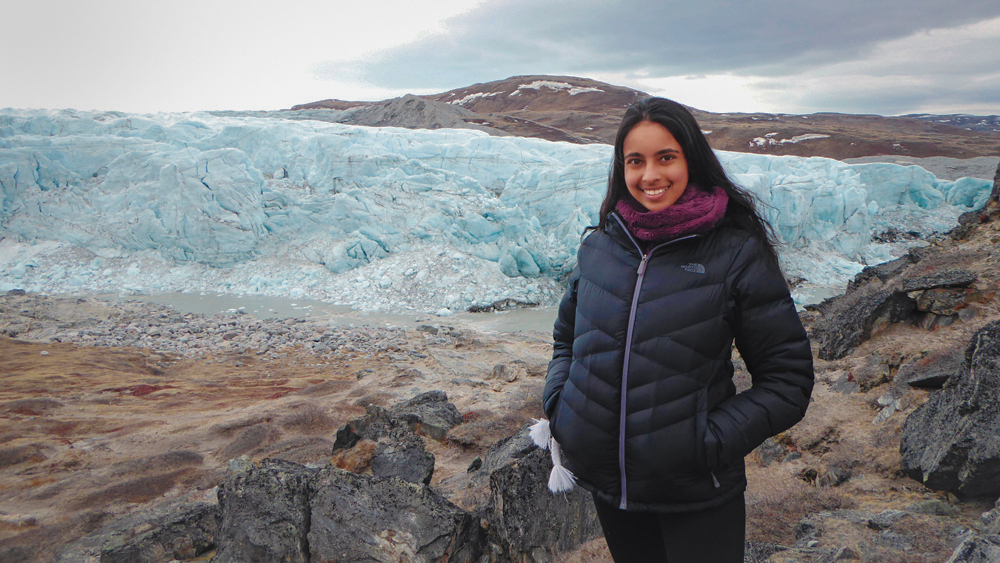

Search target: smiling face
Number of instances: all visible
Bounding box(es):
[622,120,689,212]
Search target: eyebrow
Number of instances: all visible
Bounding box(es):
[624,148,680,158]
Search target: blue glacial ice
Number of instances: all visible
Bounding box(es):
[0,108,992,313]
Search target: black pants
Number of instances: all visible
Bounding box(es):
[592,493,745,563]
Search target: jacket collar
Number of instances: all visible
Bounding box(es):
[604,211,633,247]
[605,211,704,257]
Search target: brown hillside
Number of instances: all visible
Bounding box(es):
[291,75,1000,159]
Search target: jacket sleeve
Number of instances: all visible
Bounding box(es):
[543,267,579,421]
[705,236,814,468]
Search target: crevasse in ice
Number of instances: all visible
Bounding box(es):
[0,109,991,312]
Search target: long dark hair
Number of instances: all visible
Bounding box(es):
[595,97,780,268]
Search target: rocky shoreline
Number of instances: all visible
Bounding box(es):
[0,291,421,360]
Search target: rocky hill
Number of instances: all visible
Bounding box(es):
[293,75,1000,160]
[421,75,647,144]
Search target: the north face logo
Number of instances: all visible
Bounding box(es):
[681,263,706,274]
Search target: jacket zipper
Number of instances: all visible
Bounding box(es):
[611,214,697,510]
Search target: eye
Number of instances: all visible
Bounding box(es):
[625,157,642,166]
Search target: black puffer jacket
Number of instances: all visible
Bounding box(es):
[543,212,813,513]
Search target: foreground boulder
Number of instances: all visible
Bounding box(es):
[309,467,483,562]
[487,448,602,562]
[212,458,484,563]
[212,459,312,563]
[473,426,602,562]
[900,320,1000,497]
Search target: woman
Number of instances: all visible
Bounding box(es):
[542,97,814,562]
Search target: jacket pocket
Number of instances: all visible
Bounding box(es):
[699,390,725,489]
[695,388,709,468]
[704,417,722,470]
[699,389,724,470]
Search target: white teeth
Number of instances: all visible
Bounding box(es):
[645,188,666,196]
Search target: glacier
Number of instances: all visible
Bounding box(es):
[0,108,992,314]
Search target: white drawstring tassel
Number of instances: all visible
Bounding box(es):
[529,418,551,449]
[547,437,577,493]
[528,418,577,493]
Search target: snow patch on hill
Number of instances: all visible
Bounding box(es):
[751,133,831,147]
[510,81,604,96]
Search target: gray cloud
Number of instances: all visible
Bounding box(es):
[313,0,1000,94]
[797,76,1000,116]
[742,19,1000,115]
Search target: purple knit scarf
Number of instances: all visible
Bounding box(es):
[615,185,729,242]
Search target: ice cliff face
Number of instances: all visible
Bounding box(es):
[0,109,991,313]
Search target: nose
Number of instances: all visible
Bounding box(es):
[641,163,662,185]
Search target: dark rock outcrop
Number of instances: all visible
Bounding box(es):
[211,458,484,563]
[99,503,217,563]
[389,390,463,442]
[212,424,604,563]
[900,269,978,293]
[916,288,976,316]
[900,321,1000,498]
[945,535,1000,563]
[329,391,463,484]
[813,290,916,360]
[483,425,538,471]
[308,467,484,563]
[895,346,966,389]
[983,498,1000,536]
[812,263,980,360]
[846,254,917,293]
[368,432,437,486]
[212,458,312,563]
[54,500,217,563]
[992,159,999,203]
[481,429,602,562]
[333,404,436,485]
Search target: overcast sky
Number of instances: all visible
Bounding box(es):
[3,0,1000,116]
